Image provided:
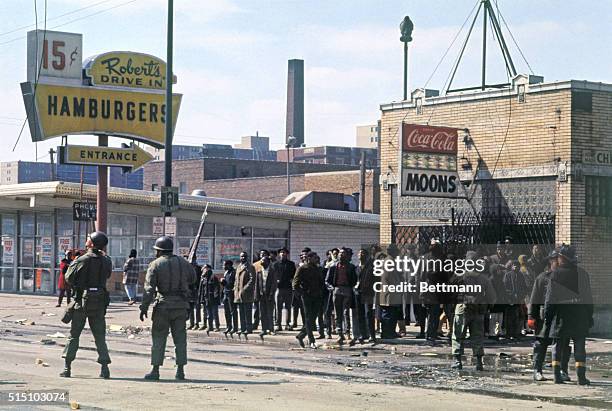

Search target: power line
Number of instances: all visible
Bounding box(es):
[496,4,535,75]
[0,0,138,47]
[0,0,114,38]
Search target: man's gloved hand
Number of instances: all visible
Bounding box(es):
[527,317,536,330]
[139,310,148,322]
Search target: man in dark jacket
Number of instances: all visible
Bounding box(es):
[255,254,278,338]
[273,248,296,331]
[527,245,548,280]
[199,265,221,333]
[221,260,238,337]
[234,251,256,337]
[528,248,558,381]
[187,258,203,330]
[544,244,593,386]
[423,240,446,343]
[293,251,324,348]
[326,248,357,344]
[503,260,529,339]
[355,248,376,344]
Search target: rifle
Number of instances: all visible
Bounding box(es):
[187,202,209,264]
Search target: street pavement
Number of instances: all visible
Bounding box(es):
[0,294,611,410]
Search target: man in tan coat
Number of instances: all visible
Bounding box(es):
[234,251,256,338]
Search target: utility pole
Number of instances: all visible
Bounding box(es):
[96,134,108,233]
[48,148,55,180]
[286,136,296,195]
[481,0,487,90]
[359,151,366,213]
[164,0,174,217]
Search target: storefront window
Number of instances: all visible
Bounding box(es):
[216,224,251,238]
[108,236,136,269]
[19,268,34,292]
[1,268,15,291]
[109,214,136,236]
[36,237,54,268]
[138,216,153,236]
[253,239,287,256]
[214,238,251,268]
[179,219,214,237]
[20,237,35,266]
[176,237,214,267]
[253,227,288,238]
[57,210,73,236]
[2,214,16,236]
[20,213,35,236]
[36,213,53,237]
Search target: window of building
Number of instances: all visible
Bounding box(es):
[585,176,611,216]
[179,182,187,194]
[572,91,593,113]
[151,184,158,191]
[517,84,526,103]
[415,98,423,115]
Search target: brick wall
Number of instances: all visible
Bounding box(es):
[143,158,359,192]
[189,170,380,213]
[289,221,379,262]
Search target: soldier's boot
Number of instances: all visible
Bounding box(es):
[175,365,185,381]
[451,355,462,370]
[475,356,484,371]
[99,364,110,379]
[577,365,591,386]
[144,365,160,381]
[59,361,71,378]
[553,363,565,384]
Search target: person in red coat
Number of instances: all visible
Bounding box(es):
[56,250,73,307]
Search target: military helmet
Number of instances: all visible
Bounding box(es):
[89,231,108,249]
[153,236,174,251]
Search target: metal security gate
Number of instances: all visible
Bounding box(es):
[393,210,555,257]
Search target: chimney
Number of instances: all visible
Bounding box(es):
[286,59,304,148]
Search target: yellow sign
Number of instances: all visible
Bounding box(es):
[85,51,175,90]
[60,143,154,170]
[21,82,181,148]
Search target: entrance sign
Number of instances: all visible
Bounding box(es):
[400,123,460,198]
[21,82,182,148]
[59,143,153,171]
[27,30,82,83]
[85,51,176,90]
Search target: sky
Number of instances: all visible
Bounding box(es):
[0,0,611,162]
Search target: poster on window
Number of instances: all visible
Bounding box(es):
[41,237,53,264]
[215,238,250,268]
[400,123,461,198]
[58,236,72,253]
[2,237,14,264]
[196,239,213,267]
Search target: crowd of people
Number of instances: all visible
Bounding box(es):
[55,231,594,384]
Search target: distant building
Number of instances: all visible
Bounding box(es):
[194,169,380,213]
[277,145,377,167]
[356,123,380,148]
[143,157,360,194]
[146,136,276,162]
[0,160,143,189]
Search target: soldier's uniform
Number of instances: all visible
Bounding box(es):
[140,252,195,372]
[62,248,113,372]
[451,251,497,370]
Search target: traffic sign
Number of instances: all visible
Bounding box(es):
[152,217,164,236]
[161,186,179,213]
[164,217,177,237]
[59,143,154,171]
[72,202,97,221]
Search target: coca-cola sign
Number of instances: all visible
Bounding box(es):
[402,123,458,154]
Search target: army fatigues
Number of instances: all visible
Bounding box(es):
[451,270,497,358]
[140,254,195,366]
[63,250,113,365]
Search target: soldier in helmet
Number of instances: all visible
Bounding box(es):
[139,236,195,380]
[60,231,113,379]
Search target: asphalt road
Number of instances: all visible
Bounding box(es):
[0,294,610,410]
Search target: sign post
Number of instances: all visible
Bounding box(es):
[161,186,179,214]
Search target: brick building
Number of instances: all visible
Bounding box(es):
[143,157,359,193]
[191,169,380,213]
[277,145,377,167]
[379,76,612,330]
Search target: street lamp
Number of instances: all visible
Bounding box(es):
[286,136,296,195]
[400,16,414,101]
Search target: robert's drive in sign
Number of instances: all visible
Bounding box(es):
[400,123,461,198]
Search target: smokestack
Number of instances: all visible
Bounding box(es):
[286,59,304,148]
